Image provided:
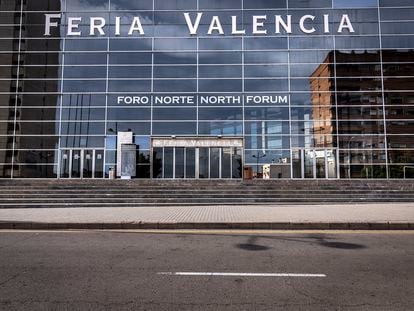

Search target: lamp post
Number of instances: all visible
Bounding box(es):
[252,152,266,178]
[107,121,118,135]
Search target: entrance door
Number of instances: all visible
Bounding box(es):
[210,148,221,179]
[71,150,82,178]
[60,149,104,178]
[304,150,314,179]
[185,148,196,178]
[292,149,337,179]
[94,150,104,178]
[152,146,242,179]
[61,150,70,178]
[198,147,209,179]
[315,150,326,178]
[175,147,185,179]
[83,149,93,178]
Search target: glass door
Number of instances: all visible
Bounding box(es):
[83,149,93,178]
[304,150,314,179]
[232,147,242,178]
[71,150,82,178]
[221,148,232,179]
[185,148,196,178]
[175,148,185,179]
[153,148,163,178]
[60,150,70,178]
[198,147,209,179]
[210,148,220,179]
[60,149,104,179]
[292,149,337,179]
[163,147,174,178]
[292,150,302,179]
[326,149,337,179]
[315,150,326,179]
[152,146,242,179]
[94,150,104,178]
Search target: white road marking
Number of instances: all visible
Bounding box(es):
[158,272,326,278]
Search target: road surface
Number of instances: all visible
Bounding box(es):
[0,230,413,310]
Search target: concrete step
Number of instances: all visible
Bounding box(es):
[0,186,413,191]
[0,189,412,194]
[1,180,413,206]
[1,192,414,199]
[1,180,413,186]
[0,189,412,193]
[1,199,413,209]
[0,194,413,203]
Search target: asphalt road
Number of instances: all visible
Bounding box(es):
[0,230,413,310]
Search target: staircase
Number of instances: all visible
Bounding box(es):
[0,179,414,208]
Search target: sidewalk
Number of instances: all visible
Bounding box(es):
[0,203,413,230]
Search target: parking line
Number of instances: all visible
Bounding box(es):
[158,272,327,278]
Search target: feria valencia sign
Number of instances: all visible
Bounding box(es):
[44,12,355,36]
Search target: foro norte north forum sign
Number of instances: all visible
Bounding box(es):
[116,95,289,105]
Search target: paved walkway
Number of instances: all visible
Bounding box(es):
[0,203,413,230]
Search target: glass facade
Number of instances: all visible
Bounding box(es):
[0,0,414,179]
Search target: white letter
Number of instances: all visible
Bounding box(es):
[44,14,61,36]
[279,96,288,104]
[323,14,330,33]
[128,17,145,35]
[68,17,82,36]
[208,16,224,35]
[115,16,121,36]
[253,15,267,34]
[338,14,355,33]
[231,16,245,35]
[275,15,291,34]
[117,96,124,104]
[299,15,315,34]
[183,12,203,35]
[90,17,106,36]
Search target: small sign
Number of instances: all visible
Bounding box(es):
[121,144,136,177]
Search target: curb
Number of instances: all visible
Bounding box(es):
[0,222,413,230]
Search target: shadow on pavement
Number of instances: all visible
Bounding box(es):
[318,241,366,249]
[235,234,366,251]
[236,236,271,251]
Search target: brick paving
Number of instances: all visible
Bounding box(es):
[0,203,413,225]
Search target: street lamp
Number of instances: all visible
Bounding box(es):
[252,152,266,178]
[108,121,118,134]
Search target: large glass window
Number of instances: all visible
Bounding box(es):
[3,1,414,179]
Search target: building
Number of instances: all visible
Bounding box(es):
[0,0,413,179]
